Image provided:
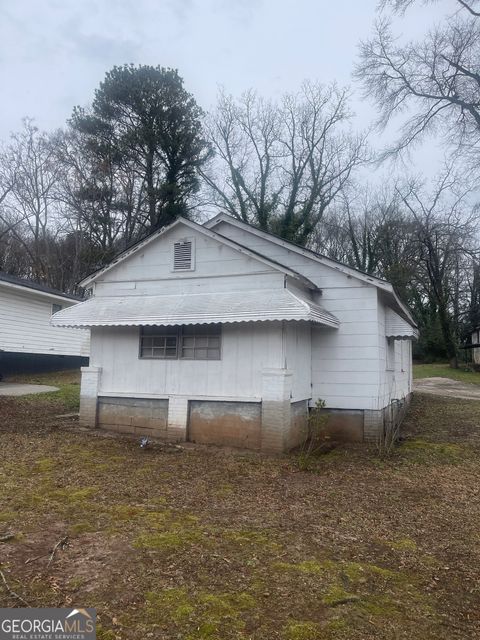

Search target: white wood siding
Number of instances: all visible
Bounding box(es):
[96,225,279,292]
[0,285,90,357]
[91,322,283,400]
[284,321,312,402]
[212,222,384,410]
[89,219,413,412]
[378,297,412,406]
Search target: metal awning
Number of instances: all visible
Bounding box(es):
[385,308,418,340]
[51,289,340,329]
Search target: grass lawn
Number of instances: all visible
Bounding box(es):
[1,371,480,639]
[414,362,480,385]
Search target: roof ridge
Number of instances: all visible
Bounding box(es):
[204,213,391,286]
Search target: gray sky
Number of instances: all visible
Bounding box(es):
[0,0,442,174]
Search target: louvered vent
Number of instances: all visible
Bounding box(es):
[173,240,193,271]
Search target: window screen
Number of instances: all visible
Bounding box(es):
[139,325,221,360]
[52,303,62,315]
[180,324,221,360]
[140,326,178,359]
[386,337,395,371]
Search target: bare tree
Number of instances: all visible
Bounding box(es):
[395,167,478,366]
[356,1,480,170]
[202,83,368,244]
[313,186,418,300]
[380,0,480,16]
[313,172,479,365]
[0,120,64,282]
[52,127,148,254]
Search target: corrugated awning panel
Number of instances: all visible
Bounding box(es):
[386,308,418,339]
[51,289,340,329]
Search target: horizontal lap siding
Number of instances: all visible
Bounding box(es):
[98,226,279,289]
[92,322,283,399]
[214,223,383,411]
[378,299,412,406]
[95,272,284,297]
[0,287,90,356]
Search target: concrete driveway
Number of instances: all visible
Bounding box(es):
[414,377,480,401]
[0,382,59,397]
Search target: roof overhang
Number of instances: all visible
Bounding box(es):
[51,288,340,329]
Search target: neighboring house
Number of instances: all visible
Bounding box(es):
[52,214,418,453]
[471,328,480,364]
[0,272,90,372]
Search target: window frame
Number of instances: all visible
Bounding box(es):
[139,326,179,360]
[138,324,221,361]
[386,337,396,371]
[178,325,222,361]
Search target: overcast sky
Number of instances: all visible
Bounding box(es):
[0,0,443,176]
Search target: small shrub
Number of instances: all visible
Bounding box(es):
[376,422,397,459]
[376,399,407,459]
[297,400,329,471]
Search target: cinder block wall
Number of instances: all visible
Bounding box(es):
[80,387,411,451]
[97,397,169,439]
[188,400,262,449]
[320,394,412,444]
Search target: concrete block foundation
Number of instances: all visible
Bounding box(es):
[320,395,412,444]
[188,400,262,449]
[78,366,411,452]
[98,397,169,439]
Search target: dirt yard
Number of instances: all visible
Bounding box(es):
[1,370,480,639]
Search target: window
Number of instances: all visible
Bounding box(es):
[173,239,194,271]
[139,325,221,360]
[180,324,221,360]
[386,337,395,371]
[52,303,62,315]
[140,326,178,359]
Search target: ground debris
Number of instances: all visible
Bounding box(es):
[0,533,15,543]
[0,568,30,606]
[1,374,480,639]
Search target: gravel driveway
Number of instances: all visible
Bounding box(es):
[414,376,480,400]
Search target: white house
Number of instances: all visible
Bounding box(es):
[470,328,480,365]
[52,214,418,452]
[0,272,90,366]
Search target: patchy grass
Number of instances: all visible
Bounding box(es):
[414,362,480,385]
[7,369,82,411]
[0,371,479,638]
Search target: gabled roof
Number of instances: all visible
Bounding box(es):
[205,213,417,328]
[0,271,82,303]
[80,217,317,290]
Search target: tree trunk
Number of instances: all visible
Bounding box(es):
[146,150,156,228]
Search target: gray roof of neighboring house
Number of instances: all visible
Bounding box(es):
[0,271,82,301]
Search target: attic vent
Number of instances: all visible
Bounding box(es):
[173,239,193,271]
